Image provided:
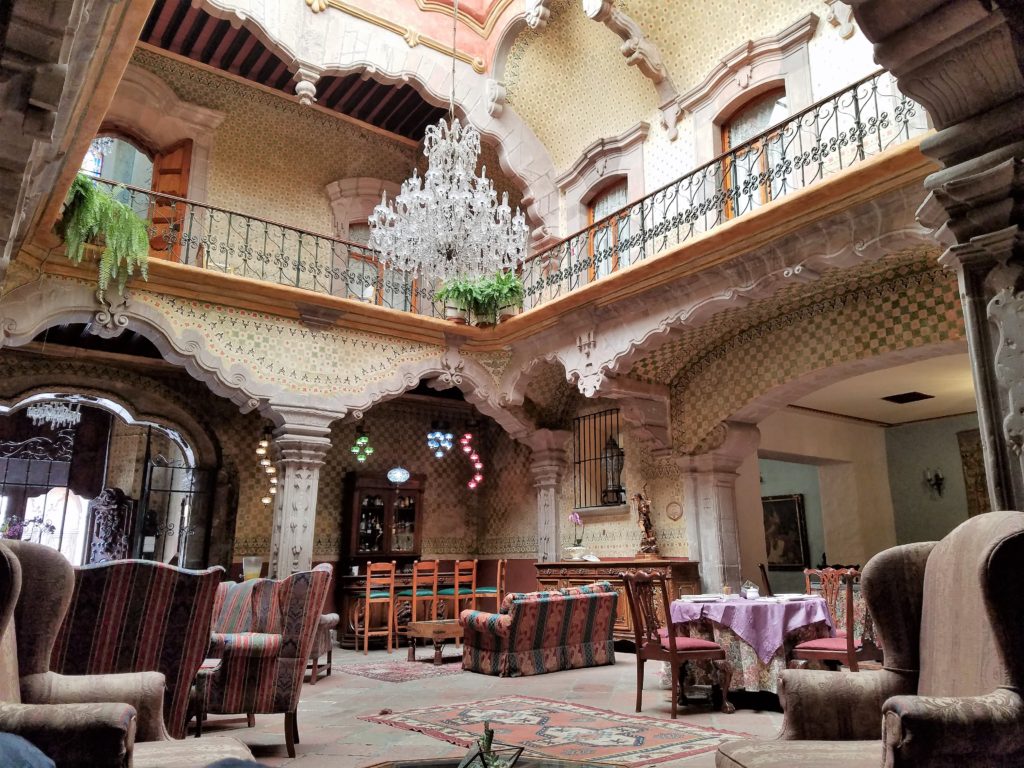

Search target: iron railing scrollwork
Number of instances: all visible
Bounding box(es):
[91,70,924,314]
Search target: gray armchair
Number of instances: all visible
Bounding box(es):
[1,540,254,768]
[717,510,1024,768]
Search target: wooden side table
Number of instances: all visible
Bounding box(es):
[405,619,462,666]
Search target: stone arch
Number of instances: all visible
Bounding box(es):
[101,64,226,203]
[195,0,560,238]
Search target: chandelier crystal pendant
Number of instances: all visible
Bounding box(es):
[369,0,529,283]
[27,401,82,431]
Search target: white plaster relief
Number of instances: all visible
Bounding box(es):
[581,1,682,139]
[524,0,552,30]
[824,0,856,39]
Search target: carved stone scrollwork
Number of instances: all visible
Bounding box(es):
[824,0,855,39]
[485,79,507,118]
[89,290,130,339]
[525,0,553,30]
[582,0,682,139]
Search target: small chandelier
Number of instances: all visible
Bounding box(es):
[369,0,528,283]
[350,428,375,463]
[427,422,454,459]
[459,430,484,490]
[27,401,82,431]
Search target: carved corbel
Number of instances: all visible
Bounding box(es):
[582,0,682,139]
[294,66,322,106]
[486,79,507,117]
[525,0,553,30]
[88,290,131,339]
[824,0,856,39]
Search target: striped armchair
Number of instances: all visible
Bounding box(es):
[460,581,618,676]
[201,563,331,757]
[50,552,225,740]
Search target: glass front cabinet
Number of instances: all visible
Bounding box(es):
[344,471,424,563]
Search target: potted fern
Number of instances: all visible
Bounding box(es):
[434,277,476,324]
[57,173,150,299]
[492,271,524,322]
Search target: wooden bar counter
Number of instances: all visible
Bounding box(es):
[535,558,700,642]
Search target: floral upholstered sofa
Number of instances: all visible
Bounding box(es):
[459,581,617,676]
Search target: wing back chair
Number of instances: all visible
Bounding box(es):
[50,556,224,738]
[201,562,331,757]
[1,540,253,768]
[716,510,1024,768]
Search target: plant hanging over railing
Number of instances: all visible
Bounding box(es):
[57,173,150,299]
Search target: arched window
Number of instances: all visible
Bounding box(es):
[587,179,628,281]
[81,136,154,189]
[721,88,788,218]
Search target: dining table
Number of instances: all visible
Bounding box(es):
[668,595,834,694]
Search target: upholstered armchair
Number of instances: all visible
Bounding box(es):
[1,540,253,768]
[201,562,331,757]
[50,552,224,738]
[717,510,1024,768]
[308,612,339,683]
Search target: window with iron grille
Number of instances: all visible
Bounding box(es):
[572,409,625,509]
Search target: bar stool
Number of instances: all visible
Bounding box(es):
[437,559,478,617]
[358,561,396,655]
[395,559,439,645]
[474,559,506,611]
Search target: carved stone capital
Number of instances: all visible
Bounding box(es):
[676,421,761,474]
[525,428,573,487]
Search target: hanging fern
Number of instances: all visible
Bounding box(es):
[58,173,150,298]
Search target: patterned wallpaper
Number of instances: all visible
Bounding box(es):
[135,291,443,398]
[129,48,524,235]
[668,258,965,451]
[504,0,825,173]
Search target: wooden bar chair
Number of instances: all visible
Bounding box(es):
[791,567,881,671]
[395,559,439,645]
[359,560,396,655]
[438,559,478,616]
[621,570,734,718]
[474,559,506,612]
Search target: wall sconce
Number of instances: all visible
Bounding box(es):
[924,468,945,497]
[601,435,626,505]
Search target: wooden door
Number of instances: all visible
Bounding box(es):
[149,140,192,262]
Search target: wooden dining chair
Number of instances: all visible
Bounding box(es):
[621,571,734,718]
[359,561,396,655]
[791,567,881,671]
[438,559,478,614]
[395,559,439,645]
[474,558,506,611]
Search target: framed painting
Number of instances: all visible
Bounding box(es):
[762,494,810,570]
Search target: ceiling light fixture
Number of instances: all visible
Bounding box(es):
[427,422,454,459]
[369,0,528,283]
[350,428,375,464]
[27,401,82,431]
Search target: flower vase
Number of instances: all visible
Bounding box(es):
[564,545,586,561]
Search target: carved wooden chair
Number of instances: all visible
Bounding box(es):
[474,558,507,612]
[791,567,881,671]
[359,560,396,654]
[621,570,734,718]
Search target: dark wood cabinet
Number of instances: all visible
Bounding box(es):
[535,558,700,642]
[343,471,424,564]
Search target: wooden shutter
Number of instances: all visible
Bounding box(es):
[149,140,193,262]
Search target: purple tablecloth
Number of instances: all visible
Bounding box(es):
[670,597,833,663]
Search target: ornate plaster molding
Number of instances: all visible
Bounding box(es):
[294,66,322,106]
[415,0,517,37]
[581,0,682,139]
[524,0,553,30]
[824,0,856,39]
[103,63,226,203]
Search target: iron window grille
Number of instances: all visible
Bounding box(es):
[572,409,625,509]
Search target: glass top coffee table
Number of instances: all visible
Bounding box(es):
[406,618,463,666]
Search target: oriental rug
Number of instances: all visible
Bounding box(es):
[335,661,462,684]
[361,695,750,765]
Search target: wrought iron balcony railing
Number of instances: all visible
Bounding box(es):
[519,70,927,308]
[91,178,442,317]
[88,70,925,316]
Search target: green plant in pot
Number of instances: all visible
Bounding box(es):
[490,270,524,322]
[434,277,476,324]
[58,173,150,299]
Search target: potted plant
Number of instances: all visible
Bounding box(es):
[434,277,476,324]
[58,173,150,299]
[491,271,524,322]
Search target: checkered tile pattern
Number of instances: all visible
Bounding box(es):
[670,261,964,451]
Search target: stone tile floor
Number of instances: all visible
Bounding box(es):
[195,648,784,767]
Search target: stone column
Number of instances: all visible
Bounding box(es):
[675,422,760,592]
[266,406,336,578]
[523,429,573,562]
[843,1,1024,508]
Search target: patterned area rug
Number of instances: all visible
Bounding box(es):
[335,661,462,683]
[361,695,750,765]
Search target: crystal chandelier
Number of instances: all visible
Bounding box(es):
[369,0,528,282]
[27,402,82,430]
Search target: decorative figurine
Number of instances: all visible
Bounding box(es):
[632,486,659,559]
